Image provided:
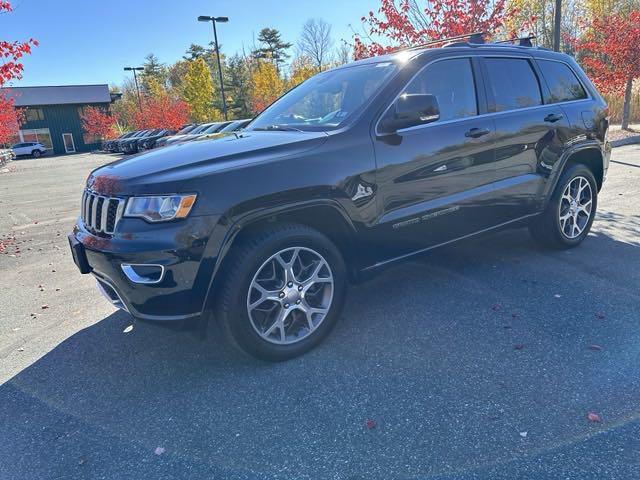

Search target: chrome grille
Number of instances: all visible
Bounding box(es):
[81,190,125,234]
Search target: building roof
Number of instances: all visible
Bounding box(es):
[0,84,112,107]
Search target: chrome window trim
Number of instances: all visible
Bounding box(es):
[375,52,593,137]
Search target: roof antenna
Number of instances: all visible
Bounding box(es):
[469,33,485,44]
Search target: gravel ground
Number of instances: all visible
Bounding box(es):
[1,146,640,479]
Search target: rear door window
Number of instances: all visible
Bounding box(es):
[484,58,542,112]
[537,59,588,103]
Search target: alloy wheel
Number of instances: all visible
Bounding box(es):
[558,176,593,239]
[247,247,334,345]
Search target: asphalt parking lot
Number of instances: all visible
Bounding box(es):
[1,146,640,480]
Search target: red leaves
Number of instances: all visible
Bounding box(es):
[587,412,602,423]
[0,96,22,145]
[365,419,377,429]
[131,96,190,131]
[353,0,519,59]
[0,2,38,87]
[80,106,117,141]
[570,11,640,95]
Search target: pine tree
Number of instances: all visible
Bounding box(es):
[141,53,167,95]
[253,28,292,71]
[225,54,252,118]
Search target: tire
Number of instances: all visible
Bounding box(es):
[32,149,41,158]
[529,163,598,249]
[217,223,347,361]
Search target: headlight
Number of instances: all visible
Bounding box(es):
[124,194,197,222]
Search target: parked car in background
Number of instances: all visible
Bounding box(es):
[139,129,176,150]
[114,130,149,153]
[121,129,164,154]
[191,119,252,142]
[10,142,47,158]
[178,122,232,144]
[154,124,200,149]
[103,132,134,153]
[161,123,215,146]
[0,148,15,165]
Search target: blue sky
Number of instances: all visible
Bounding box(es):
[4,0,381,88]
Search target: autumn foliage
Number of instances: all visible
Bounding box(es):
[0,1,37,145]
[571,11,640,128]
[131,95,190,130]
[80,106,117,140]
[353,0,518,59]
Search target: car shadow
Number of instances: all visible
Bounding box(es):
[2,224,640,479]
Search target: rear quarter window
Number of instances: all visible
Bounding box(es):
[484,58,542,112]
[537,59,588,103]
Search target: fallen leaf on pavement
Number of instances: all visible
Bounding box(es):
[41,304,49,309]
[588,344,603,351]
[595,313,605,320]
[587,412,602,423]
[519,431,528,438]
[154,447,165,455]
[365,419,377,429]
[514,344,525,350]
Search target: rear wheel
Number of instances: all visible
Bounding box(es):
[529,163,598,249]
[217,224,347,361]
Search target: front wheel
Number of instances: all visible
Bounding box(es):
[32,149,41,158]
[529,163,598,249]
[217,224,347,361]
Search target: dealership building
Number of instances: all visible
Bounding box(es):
[1,84,117,155]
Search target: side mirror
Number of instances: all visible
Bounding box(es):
[380,93,440,134]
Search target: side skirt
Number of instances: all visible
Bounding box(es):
[360,212,540,273]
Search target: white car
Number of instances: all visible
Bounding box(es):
[11,142,47,158]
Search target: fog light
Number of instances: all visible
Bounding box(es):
[121,264,165,284]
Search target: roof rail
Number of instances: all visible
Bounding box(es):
[400,31,486,52]
[493,35,537,47]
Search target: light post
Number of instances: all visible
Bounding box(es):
[124,66,144,112]
[553,0,562,52]
[198,15,229,120]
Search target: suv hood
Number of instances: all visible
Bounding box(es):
[88,130,328,195]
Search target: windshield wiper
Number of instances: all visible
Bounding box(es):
[253,124,304,132]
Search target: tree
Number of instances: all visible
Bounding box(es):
[353,0,519,59]
[298,19,333,70]
[289,56,318,89]
[132,96,190,130]
[572,10,640,130]
[0,1,38,145]
[80,106,117,141]
[249,59,285,114]
[140,53,167,95]
[182,58,221,122]
[253,28,292,71]
[335,42,353,65]
[225,54,253,118]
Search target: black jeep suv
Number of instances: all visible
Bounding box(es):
[69,42,610,361]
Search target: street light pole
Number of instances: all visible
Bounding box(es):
[124,66,144,112]
[198,15,229,121]
[553,0,562,52]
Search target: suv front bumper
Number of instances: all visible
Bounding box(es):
[68,214,224,322]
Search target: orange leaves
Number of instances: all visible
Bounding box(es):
[80,107,118,141]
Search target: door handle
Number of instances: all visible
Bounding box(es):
[465,127,491,138]
[544,113,564,123]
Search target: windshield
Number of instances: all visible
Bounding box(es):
[176,125,196,135]
[248,62,397,132]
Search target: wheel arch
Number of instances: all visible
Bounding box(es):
[543,142,605,208]
[203,200,361,311]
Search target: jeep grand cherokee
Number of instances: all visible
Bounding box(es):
[69,40,610,361]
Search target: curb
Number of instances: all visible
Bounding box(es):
[611,135,640,148]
